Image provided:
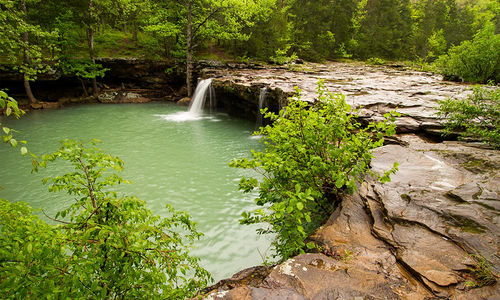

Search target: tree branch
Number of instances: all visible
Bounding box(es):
[191,6,223,43]
[42,209,75,225]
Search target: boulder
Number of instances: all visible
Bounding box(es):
[30,102,60,110]
[177,97,191,106]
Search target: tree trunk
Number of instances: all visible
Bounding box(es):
[21,0,37,104]
[133,20,138,41]
[88,0,99,98]
[186,1,193,97]
[80,79,89,97]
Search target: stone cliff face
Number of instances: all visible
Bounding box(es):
[197,63,499,299]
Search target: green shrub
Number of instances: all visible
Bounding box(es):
[1,139,211,299]
[0,91,27,155]
[434,23,500,83]
[230,81,399,260]
[366,57,386,65]
[437,85,499,149]
[269,46,298,65]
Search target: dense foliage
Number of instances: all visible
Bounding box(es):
[230,82,399,259]
[434,23,500,83]
[0,90,27,155]
[1,0,498,99]
[438,86,500,149]
[0,138,211,299]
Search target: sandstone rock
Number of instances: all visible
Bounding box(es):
[41,102,61,109]
[207,62,472,133]
[30,102,43,109]
[177,97,191,106]
[30,102,60,109]
[98,91,118,103]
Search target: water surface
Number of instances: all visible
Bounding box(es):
[0,103,271,281]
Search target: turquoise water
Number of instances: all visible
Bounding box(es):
[0,103,271,281]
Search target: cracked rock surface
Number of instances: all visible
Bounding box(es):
[204,62,472,133]
[200,135,499,300]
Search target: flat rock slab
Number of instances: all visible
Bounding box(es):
[205,62,472,133]
[200,135,499,299]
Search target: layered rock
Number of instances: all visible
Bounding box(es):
[204,62,472,134]
[201,135,499,299]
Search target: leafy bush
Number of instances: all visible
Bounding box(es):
[1,139,211,299]
[437,86,499,149]
[230,81,399,260]
[269,46,298,65]
[59,57,108,80]
[434,23,500,83]
[0,91,27,155]
[59,57,109,96]
[366,57,386,65]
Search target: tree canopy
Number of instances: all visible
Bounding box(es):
[1,0,497,89]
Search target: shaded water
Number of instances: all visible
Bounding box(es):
[0,103,271,281]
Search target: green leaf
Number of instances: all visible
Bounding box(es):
[20,146,28,155]
[306,242,315,249]
[335,177,344,189]
[296,202,304,211]
[10,139,18,148]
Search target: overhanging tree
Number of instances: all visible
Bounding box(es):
[0,0,58,104]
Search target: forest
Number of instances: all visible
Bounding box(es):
[0,0,499,103]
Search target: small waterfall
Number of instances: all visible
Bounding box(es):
[188,78,214,115]
[255,87,268,129]
[163,78,214,121]
[207,83,216,114]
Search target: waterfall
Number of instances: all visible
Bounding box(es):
[255,87,268,128]
[188,78,214,115]
[207,82,216,114]
[163,78,214,121]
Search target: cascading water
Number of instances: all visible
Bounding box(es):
[163,78,215,121]
[255,86,268,129]
[188,78,214,114]
[207,83,216,114]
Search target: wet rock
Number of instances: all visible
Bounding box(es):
[30,101,61,110]
[120,92,150,103]
[177,97,191,106]
[41,102,61,109]
[207,62,472,134]
[98,91,118,103]
[30,102,43,109]
[97,90,151,103]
